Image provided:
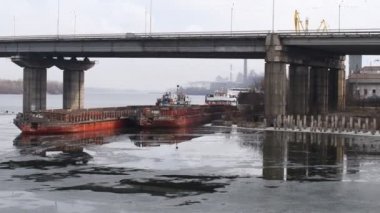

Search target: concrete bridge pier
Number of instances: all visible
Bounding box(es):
[265,34,287,123]
[328,68,338,112]
[264,62,287,123]
[329,67,346,111]
[310,67,329,115]
[337,67,346,111]
[11,56,54,113]
[288,64,310,115]
[55,58,95,110]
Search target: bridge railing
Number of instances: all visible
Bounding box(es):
[277,28,380,37]
[0,30,271,41]
[2,29,380,41]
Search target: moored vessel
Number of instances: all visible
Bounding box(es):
[13,107,140,134]
[13,86,236,134]
[138,87,230,128]
[205,90,238,106]
[205,88,251,106]
[137,105,225,128]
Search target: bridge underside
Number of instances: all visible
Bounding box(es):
[4,32,375,117]
[36,52,266,59]
[0,37,267,59]
[265,34,346,124]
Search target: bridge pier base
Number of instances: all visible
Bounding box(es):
[56,58,95,110]
[11,56,54,113]
[289,64,309,115]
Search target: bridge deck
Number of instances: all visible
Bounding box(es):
[0,30,380,58]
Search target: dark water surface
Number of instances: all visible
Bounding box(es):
[1,94,380,212]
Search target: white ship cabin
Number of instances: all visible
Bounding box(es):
[227,88,251,98]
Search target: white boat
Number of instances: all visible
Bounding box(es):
[227,88,251,98]
[205,91,237,106]
[205,88,251,106]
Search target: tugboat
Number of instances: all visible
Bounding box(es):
[138,86,226,128]
[155,85,191,106]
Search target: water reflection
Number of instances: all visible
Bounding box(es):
[10,127,380,183]
[11,130,131,168]
[13,130,121,156]
[261,131,380,182]
[129,128,200,148]
[10,128,237,198]
[12,128,205,157]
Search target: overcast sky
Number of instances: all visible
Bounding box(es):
[0,0,377,90]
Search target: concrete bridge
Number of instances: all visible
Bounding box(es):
[2,30,380,120]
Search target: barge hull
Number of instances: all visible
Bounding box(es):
[14,105,234,134]
[16,118,134,135]
[137,105,230,128]
[139,114,213,128]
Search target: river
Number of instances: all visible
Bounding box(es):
[1,92,380,212]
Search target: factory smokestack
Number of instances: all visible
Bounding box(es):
[243,59,248,83]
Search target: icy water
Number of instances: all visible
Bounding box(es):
[1,93,380,212]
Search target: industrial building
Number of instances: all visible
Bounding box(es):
[347,66,380,103]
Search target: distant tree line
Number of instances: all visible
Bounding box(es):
[0,79,63,94]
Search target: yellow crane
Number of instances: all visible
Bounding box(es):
[317,19,329,32]
[294,10,329,33]
[294,10,309,33]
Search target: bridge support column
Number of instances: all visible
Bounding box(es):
[265,34,288,124]
[329,68,346,112]
[11,56,53,113]
[337,68,346,111]
[56,58,95,110]
[289,64,309,115]
[63,70,84,110]
[264,62,287,122]
[310,67,329,115]
[329,69,338,112]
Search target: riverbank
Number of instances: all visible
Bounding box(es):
[0,79,62,94]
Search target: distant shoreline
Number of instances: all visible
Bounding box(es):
[0,79,62,94]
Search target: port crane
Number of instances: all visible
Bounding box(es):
[317,19,328,32]
[294,10,309,33]
[294,10,329,33]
